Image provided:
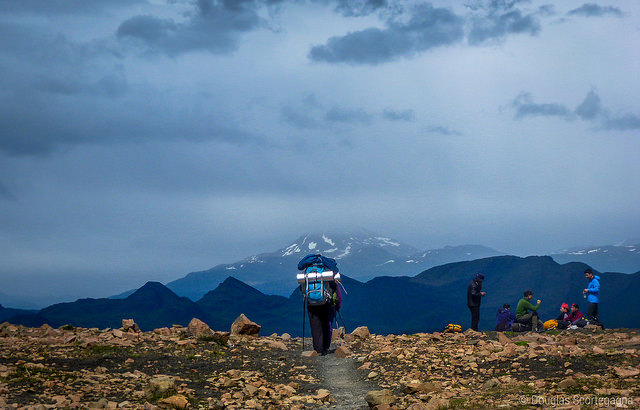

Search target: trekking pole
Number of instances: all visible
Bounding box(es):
[302,295,306,351]
[337,310,349,334]
[337,280,348,295]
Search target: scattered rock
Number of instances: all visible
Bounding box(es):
[614,367,640,378]
[267,340,288,350]
[350,326,371,339]
[497,333,512,345]
[482,378,500,390]
[334,345,352,358]
[230,314,261,336]
[365,389,395,407]
[301,350,318,357]
[157,394,189,409]
[558,377,577,389]
[403,380,440,394]
[122,319,140,333]
[145,376,177,399]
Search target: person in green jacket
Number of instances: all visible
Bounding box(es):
[515,290,542,332]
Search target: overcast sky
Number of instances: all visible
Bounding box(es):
[1,0,639,305]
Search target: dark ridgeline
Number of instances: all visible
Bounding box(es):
[6,282,210,331]
[5,256,640,334]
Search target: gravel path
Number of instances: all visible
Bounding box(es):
[315,352,373,409]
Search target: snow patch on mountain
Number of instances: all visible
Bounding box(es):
[282,243,301,257]
[322,235,335,246]
[374,237,400,247]
[336,245,351,259]
[308,242,317,250]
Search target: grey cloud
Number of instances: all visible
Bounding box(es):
[511,90,640,131]
[425,125,461,136]
[602,114,640,130]
[468,9,540,45]
[282,96,413,128]
[0,0,141,15]
[511,92,571,119]
[0,79,269,156]
[326,107,374,124]
[0,23,129,98]
[334,0,387,17]
[575,89,603,120]
[567,4,624,18]
[537,4,556,17]
[117,0,261,56]
[309,4,464,64]
[281,106,321,129]
[383,108,415,122]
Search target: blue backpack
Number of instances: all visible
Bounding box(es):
[304,264,334,306]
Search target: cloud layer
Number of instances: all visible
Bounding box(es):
[0,0,638,306]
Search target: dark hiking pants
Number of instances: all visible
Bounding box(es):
[587,303,602,327]
[468,305,480,331]
[307,303,334,353]
[516,312,539,331]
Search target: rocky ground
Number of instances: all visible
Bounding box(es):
[1,318,639,409]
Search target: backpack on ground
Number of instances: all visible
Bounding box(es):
[543,319,558,330]
[442,324,462,333]
[511,322,531,332]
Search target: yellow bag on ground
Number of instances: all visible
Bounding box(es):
[543,319,558,330]
[442,324,462,333]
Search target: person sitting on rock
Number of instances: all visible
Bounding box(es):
[556,303,570,329]
[495,303,516,331]
[566,303,586,328]
[515,290,541,332]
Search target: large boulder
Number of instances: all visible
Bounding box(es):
[230,314,261,336]
[365,389,395,408]
[122,319,140,333]
[144,376,176,399]
[187,318,212,338]
[350,326,371,339]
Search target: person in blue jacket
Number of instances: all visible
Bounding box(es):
[583,268,603,328]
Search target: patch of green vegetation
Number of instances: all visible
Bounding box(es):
[514,341,528,346]
[504,331,516,336]
[438,398,486,409]
[60,324,75,331]
[518,384,536,395]
[545,330,560,336]
[197,335,228,346]
[83,344,122,356]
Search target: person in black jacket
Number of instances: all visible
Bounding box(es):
[467,273,486,331]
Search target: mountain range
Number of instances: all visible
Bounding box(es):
[550,243,640,274]
[5,255,640,334]
[161,231,504,301]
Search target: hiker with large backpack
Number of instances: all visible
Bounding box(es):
[297,254,342,355]
[515,290,542,332]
